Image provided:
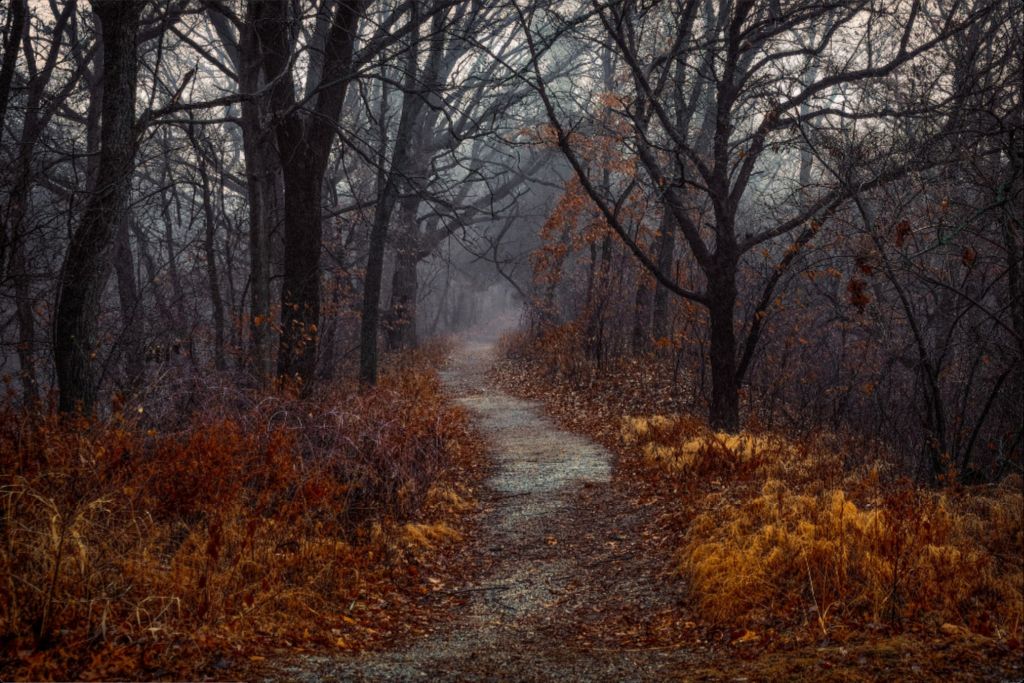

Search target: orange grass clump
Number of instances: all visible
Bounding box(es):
[623,414,1023,640]
[0,368,479,680]
[683,476,1023,638]
[621,415,798,480]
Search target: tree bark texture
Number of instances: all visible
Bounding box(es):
[53,0,140,413]
[251,0,363,387]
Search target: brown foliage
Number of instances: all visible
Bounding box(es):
[496,332,1023,653]
[623,415,1023,640]
[0,360,480,679]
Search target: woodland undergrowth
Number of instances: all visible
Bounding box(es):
[0,344,483,680]
[495,327,1023,650]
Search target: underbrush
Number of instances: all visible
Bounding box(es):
[622,416,1023,641]
[0,358,481,680]
[496,328,1024,651]
[495,327,694,435]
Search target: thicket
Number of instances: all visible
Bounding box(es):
[501,327,1023,646]
[622,416,1023,640]
[0,351,480,680]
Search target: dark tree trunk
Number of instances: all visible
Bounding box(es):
[707,262,740,432]
[631,275,651,355]
[359,15,425,384]
[238,8,278,382]
[53,0,140,413]
[12,238,36,403]
[318,270,345,380]
[584,241,597,312]
[379,6,450,355]
[158,172,186,328]
[131,220,177,332]
[651,210,676,342]
[584,233,613,362]
[113,216,145,389]
[198,154,226,371]
[251,0,363,388]
[245,135,278,379]
[1001,145,1023,357]
[385,197,421,352]
[8,139,39,404]
[276,160,321,382]
[359,168,397,383]
[0,0,25,151]
[385,245,420,352]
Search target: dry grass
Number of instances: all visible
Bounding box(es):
[622,415,791,477]
[686,478,1023,638]
[623,414,1024,641]
[400,522,464,550]
[619,414,841,487]
[0,363,481,679]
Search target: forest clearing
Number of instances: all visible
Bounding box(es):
[0,0,1021,680]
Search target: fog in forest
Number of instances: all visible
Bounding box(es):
[0,0,1020,679]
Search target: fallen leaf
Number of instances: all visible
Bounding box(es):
[735,629,760,643]
[940,623,969,637]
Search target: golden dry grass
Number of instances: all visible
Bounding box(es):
[622,414,795,479]
[622,414,1024,640]
[400,522,464,550]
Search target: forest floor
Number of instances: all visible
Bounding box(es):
[264,340,1021,682]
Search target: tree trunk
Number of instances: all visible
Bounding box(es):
[239,10,278,382]
[359,171,396,384]
[651,209,676,342]
[385,197,421,351]
[113,215,144,390]
[359,26,424,385]
[276,160,321,383]
[1000,144,1023,358]
[7,137,39,404]
[53,0,140,413]
[631,274,651,354]
[12,236,36,403]
[385,245,420,352]
[250,0,363,388]
[202,196,226,371]
[318,270,345,380]
[194,135,227,371]
[585,233,612,362]
[131,219,177,334]
[0,0,25,151]
[707,263,740,432]
[158,172,186,328]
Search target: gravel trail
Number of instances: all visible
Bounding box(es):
[267,341,1024,683]
[275,341,695,682]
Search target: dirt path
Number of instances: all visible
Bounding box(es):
[264,341,1024,683]
[277,341,698,682]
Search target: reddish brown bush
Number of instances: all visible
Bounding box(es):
[0,362,479,680]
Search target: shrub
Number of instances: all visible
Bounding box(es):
[623,414,1024,640]
[682,476,1022,638]
[0,365,478,679]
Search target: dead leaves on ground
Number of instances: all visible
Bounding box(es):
[490,336,1023,680]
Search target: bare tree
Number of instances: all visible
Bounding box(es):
[248,0,364,387]
[521,0,992,431]
[53,0,141,412]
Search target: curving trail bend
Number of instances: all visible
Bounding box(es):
[275,341,695,682]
